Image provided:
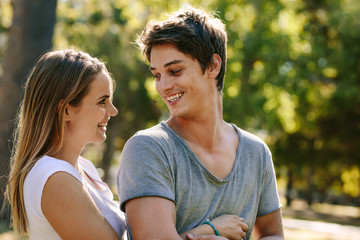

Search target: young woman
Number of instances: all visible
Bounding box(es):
[5,49,125,239]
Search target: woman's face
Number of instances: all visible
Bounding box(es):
[65,70,118,146]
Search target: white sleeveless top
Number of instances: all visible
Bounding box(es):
[23,155,126,239]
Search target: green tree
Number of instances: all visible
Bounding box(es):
[54,0,164,182]
[53,0,360,205]
[0,0,57,220]
[220,0,359,205]
[1,1,359,220]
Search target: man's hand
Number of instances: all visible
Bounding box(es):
[210,214,248,240]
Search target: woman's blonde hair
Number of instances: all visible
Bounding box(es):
[5,49,109,233]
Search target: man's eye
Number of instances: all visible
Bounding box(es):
[99,99,106,104]
[170,69,182,75]
[153,74,161,81]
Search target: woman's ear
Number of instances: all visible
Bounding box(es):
[64,107,70,121]
[208,54,221,79]
[57,99,70,121]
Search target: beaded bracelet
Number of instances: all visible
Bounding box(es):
[204,219,220,236]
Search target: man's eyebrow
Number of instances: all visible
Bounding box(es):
[149,60,183,71]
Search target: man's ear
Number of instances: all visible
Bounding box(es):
[208,54,221,79]
[57,99,70,121]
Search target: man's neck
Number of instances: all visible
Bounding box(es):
[166,90,225,150]
[166,99,239,180]
[167,114,225,151]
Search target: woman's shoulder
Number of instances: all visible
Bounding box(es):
[23,156,83,220]
[34,155,74,168]
[28,155,81,183]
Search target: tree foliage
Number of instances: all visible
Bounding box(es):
[0,0,57,220]
[1,0,359,208]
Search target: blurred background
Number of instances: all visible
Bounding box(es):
[0,0,359,239]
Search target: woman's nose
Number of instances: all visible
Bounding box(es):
[109,102,118,117]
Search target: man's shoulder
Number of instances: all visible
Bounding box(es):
[126,122,175,148]
[134,122,166,135]
[231,123,268,148]
[132,122,171,140]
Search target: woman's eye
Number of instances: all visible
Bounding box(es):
[99,99,106,104]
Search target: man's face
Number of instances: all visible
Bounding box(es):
[149,44,218,120]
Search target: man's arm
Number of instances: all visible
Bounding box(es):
[125,196,225,240]
[126,196,182,240]
[125,196,246,240]
[252,209,284,240]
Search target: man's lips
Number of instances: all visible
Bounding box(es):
[166,92,184,102]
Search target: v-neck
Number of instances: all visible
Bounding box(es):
[160,121,242,182]
[78,157,107,192]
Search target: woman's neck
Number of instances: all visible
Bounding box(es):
[51,144,83,169]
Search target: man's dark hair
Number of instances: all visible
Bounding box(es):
[137,6,228,92]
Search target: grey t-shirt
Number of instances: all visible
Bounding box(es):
[117,122,281,239]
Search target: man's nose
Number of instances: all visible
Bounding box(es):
[157,75,174,93]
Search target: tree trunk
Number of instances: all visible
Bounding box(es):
[305,167,315,206]
[0,0,57,220]
[286,167,293,206]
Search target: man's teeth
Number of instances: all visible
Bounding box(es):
[98,123,107,127]
[167,93,183,102]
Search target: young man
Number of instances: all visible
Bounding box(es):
[117,6,284,240]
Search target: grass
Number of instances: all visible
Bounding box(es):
[285,228,339,240]
[282,199,360,227]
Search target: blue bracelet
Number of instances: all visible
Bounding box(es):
[204,219,220,236]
